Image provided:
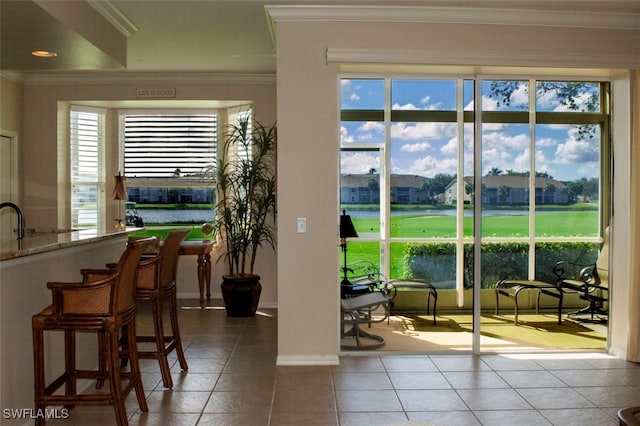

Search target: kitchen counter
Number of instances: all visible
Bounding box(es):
[0,228,144,417]
[0,227,143,261]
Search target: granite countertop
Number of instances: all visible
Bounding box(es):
[0,228,142,261]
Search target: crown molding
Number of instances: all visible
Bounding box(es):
[326,47,640,70]
[22,72,276,86]
[0,72,26,83]
[266,5,640,31]
[86,0,138,37]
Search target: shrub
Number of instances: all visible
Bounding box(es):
[403,241,599,289]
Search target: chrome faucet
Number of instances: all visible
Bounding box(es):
[0,202,25,247]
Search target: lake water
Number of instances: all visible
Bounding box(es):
[347,209,540,218]
[136,209,215,224]
[137,208,539,224]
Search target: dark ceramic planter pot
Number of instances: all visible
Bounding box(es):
[221,274,262,317]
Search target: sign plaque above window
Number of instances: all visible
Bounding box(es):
[136,88,176,99]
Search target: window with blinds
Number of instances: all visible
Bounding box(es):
[70,107,105,229]
[122,114,217,179]
[119,112,218,225]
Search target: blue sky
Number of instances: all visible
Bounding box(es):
[340,79,600,182]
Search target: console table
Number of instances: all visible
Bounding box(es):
[179,240,214,307]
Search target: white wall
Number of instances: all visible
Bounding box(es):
[610,72,632,358]
[273,16,639,363]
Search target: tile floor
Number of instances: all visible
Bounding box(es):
[49,299,640,426]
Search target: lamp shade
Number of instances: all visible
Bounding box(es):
[339,210,358,238]
[112,174,127,201]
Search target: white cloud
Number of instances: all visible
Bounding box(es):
[535,137,556,147]
[483,123,506,131]
[482,147,512,167]
[441,137,458,155]
[340,126,354,143]
[481,95,499,110]
[482,131,529,151]
[341,152,380,174]
[555,137,598,163]
[407,156,458,177]
[510,83,529,108]
[401,142,431,152]
[392,102,419,110]
[482,83,529,110]
[513,148,531,171]
[391,122,455,140]
[554,91,595,112]
[360,121,384,132]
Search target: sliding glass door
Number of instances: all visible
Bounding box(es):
[340,75,609,352]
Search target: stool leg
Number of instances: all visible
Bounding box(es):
[32,319,46,426]
[64,330,76,409]
[125,322,148,413]
[107,329,128,426]
[169,290,188,371]
[152,296,173,388]
[96,332,107,389]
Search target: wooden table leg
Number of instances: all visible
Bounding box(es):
[204,252,212,301]
[196,254,206,307]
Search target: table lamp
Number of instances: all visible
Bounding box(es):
[340,210,358,287]
[112,174,127,229]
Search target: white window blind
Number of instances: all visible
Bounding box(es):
[70,107,105,228]
[122,114,217,179]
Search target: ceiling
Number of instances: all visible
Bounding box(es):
[1,0,639,76]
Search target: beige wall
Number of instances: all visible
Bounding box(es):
[1,76,23,243]
[1,75,23,134]
[18,76,278,306]
[1,236,128,421]
[274,19,639,363]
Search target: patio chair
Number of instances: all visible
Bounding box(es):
[495,227,609,325]
[558,226,609,320]
[495,279,564,325]
[340,261,395,349]
[341,291,391,350]
[340,260,395,299]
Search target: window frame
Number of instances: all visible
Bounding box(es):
[339,75,610,289]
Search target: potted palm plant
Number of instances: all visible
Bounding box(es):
[204,115,277,316]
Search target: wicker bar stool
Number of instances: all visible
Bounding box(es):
[133,228,190,388]
[32,237,156,426]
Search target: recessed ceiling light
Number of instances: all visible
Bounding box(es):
[31,50,57,58]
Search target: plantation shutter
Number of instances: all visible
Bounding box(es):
[70,106,105,228]
[228,108,252,160]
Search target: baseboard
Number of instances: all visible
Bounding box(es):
[608,344,627,360]
[276,354,339,366]
[177,292,220,300]
[176,293,277,310]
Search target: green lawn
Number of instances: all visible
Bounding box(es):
[353,210,598,238]
[129,225,206,241]
[136,210,599,278]
[345,210,599,278]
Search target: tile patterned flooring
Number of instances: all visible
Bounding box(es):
[49,299,640,426]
